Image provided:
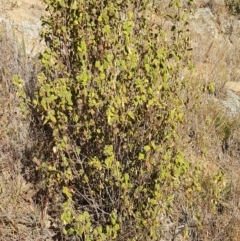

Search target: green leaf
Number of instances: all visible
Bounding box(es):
[13,75,22,87]
[49,114,57,123]
[139,153,145,160]
[61,210,72,224]
[127,111,135,120]
[62,186,72,198]
[41,99,48,111]
[144,145,151,152]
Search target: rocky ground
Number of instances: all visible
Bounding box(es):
[0,0,45,55]
[190,0,240,114]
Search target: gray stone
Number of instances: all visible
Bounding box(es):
[221,90,240,114]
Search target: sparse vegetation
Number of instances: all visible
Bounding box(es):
[1,0,240,240]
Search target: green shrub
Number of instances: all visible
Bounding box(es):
[14,0,227,240]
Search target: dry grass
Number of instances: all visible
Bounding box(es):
[175,72,240,240]
[179,19,240,238]
[0,23,54,240]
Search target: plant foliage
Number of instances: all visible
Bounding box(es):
[13,0,227,240]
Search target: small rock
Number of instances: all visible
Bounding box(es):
[221,90,240,114]
[224,81,240,93]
